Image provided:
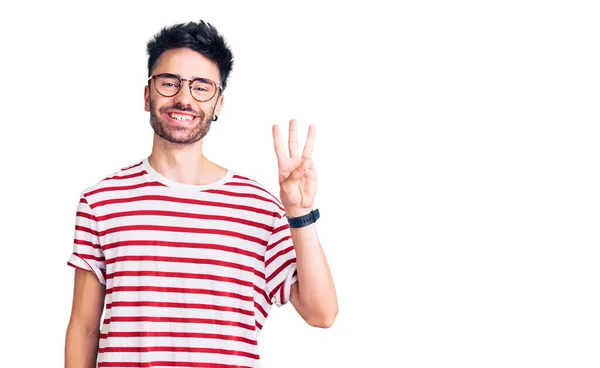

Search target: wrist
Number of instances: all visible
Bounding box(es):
[287,208,320,228]
[286,208,313,218]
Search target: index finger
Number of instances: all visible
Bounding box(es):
[272,124,286,163]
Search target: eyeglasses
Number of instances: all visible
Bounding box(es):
[148,73,222,102]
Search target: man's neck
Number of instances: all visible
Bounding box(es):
[148,136,225,186]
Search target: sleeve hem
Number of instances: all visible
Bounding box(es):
[272,265,298,306]
[68,253,106,285]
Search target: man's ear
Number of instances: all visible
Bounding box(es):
[214,93,225,117]
[144,85,150,112]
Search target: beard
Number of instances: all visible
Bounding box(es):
[149,98,215,145]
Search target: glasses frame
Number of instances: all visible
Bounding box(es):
[148,73,222,102]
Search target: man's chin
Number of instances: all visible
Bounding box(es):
[157,128,207,145]
[160,133,201,145]
[150,118,210,145]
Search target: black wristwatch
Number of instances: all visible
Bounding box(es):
[287,209,320,228]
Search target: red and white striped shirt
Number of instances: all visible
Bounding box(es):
[67,159,298,368]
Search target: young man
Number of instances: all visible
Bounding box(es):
[65,21,337,368]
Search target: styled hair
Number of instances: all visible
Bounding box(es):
[146,21,234,90]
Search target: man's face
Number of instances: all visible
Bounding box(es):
[144,48,224,145]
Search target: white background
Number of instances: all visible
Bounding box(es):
[0,1,599,367]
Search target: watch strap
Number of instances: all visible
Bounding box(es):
[287,209,320,228]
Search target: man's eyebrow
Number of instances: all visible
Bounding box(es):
[191,76,214,83]
[162,73,214,83]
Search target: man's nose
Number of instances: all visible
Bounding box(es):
[173,80,195,105]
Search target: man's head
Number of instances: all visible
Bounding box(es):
[144,21,234,145]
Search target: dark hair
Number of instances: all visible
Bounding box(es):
[146,21,234,90]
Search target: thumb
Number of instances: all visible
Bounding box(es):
[281,160,311,193]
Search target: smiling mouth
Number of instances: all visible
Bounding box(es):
[167,112,197,121]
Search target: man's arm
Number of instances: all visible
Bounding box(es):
[289,219,338,328]
[271,120,337,328]
[65,269,105,368]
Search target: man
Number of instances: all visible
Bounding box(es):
[65,21,337,368]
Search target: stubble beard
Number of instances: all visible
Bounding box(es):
[149,98,214,145]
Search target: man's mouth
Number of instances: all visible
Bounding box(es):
[165,111,197,123]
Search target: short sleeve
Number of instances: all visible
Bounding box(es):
[66,193,106,285]
[264,213,298,306]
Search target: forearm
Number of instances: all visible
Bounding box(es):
[290,221,338,323]
[65,322,100,368]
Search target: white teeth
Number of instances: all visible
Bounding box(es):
[169,113,194,121]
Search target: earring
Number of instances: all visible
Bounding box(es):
[213,115,218,121]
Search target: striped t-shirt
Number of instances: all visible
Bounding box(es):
[67,159,298,368]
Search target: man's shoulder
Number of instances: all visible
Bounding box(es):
[225,170,285,213]
[79,160,147,199]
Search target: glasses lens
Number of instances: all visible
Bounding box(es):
[155,75,181,97]
[190,79,217,101]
